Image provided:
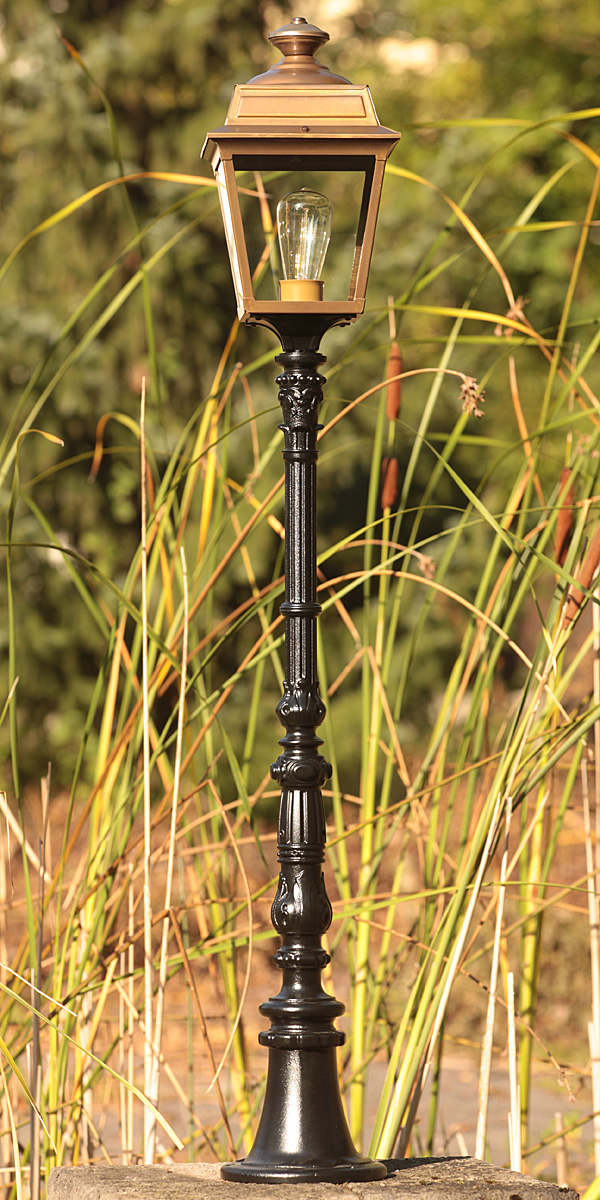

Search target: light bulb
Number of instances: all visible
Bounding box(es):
[277,188,333,301]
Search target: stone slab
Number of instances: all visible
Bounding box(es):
[47,1158,579,1200]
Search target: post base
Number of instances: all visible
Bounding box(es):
[220,1046,386,1184]
[220,1156,387,1184]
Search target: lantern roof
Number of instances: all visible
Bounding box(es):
[250,17,351,86]
[203,17,401,149]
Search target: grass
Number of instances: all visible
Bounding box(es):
[2,95,600,1197]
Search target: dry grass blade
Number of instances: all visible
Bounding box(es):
[583,754,600,1173]
[320,366,484,439]
[205,780,254,1095]
[110,962,203,1146]
[140,377,155,1164]
[0,790,49,884]
[0,980,183,1149]
[386,164,516,306]
[0,169,267,285]
[475,795,513,1160]
[366,646,411,790]
[169,912,236,1156]
[508,356,545,507]
[30,766,49,1200]
[0,1057,21,1200]
[70,958,118,1099]
[320,568,568,717]
[507,971,521,1172]
[393,793,505,1158]
[148,548,190,1144]
[555,1113,568,1186]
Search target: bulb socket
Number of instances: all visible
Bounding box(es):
[279,280,324,302]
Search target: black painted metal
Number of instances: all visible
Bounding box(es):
[221,350,386,1184]
[246,311,355,352]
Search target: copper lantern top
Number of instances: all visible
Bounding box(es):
[203,16,400,143]
[248,16,352,87]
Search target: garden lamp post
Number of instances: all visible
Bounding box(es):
[203,16,400,1184]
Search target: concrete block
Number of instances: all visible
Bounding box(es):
[47,1157,579,1200]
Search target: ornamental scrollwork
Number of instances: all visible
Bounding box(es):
[276,677,327,728]
[277,369,325,431]
[274,946,330,971]
[270,753,331,790]
[271,868,332,935]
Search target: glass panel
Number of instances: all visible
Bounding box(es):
[234,167,367,303]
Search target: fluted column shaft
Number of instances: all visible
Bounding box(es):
[265,349,339,1046]
[221,349,386,1184]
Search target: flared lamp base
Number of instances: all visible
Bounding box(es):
[221,1156,387,1184]
[220,1046,387,1185]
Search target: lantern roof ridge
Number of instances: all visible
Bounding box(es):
[247,15,352,87]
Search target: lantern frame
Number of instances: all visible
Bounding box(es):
[202,19,400,349]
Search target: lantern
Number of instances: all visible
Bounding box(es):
[205,17,400,1184]
[202,16,400,349]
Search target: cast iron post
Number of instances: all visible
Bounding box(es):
[221,350,386,1183]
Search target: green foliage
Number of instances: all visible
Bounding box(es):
[2,0,600,1190]
[2,0,600,784]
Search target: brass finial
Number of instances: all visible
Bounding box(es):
[269,16,330,58]
[247,15,351,86]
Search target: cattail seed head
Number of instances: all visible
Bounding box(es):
[381,456,399,510]
[562,519,600,628]
[555,467,574,568]
[386,342,402,421]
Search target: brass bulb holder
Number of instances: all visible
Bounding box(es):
[279,279,324,302]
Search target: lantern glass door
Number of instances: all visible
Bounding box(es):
[234,165,372,306]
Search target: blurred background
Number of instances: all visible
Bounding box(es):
[2,0,600,1187]
[2,0,599,791]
